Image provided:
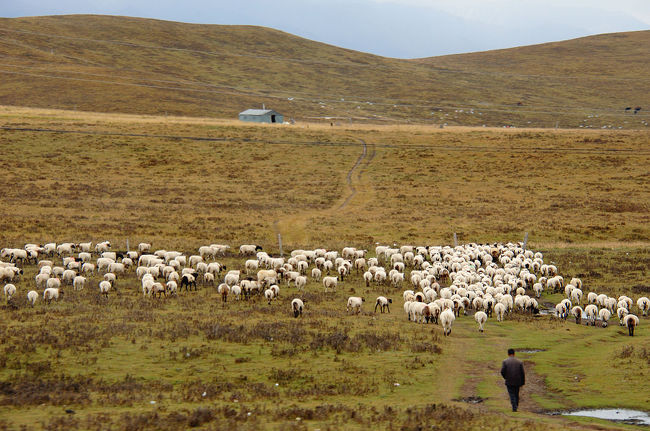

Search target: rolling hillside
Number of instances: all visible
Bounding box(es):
[0,15,648,127]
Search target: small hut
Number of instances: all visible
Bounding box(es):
[238,109,284,124]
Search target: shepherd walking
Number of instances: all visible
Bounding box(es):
[501,348,525,412]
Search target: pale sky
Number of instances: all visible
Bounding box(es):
[2,0,649,58]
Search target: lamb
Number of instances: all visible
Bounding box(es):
[440,308,455,336]
[27,290,38,306]
[35,273,49,289]
[623,314,639,336]
[138,242,152,253]
[4,283,16,301]
[532,283,543,298]
[637,297,649,316]
[81,263,95,274]
[291,298,304,318]
[474,311,488,332]
[322,276,337,292]
[99,280,111,298]
[218,283,230,302]
[617,307,629,325]
[43,287,62,303]
[311,267,322,282]
[374,296,392,313]
[104,272,117,287]
[73,276,86,291]
[347,296,364,314]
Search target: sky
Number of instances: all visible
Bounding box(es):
[2,0,649,58]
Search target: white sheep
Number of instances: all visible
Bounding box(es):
[474,311,488,332]
[295,275,307,291]
[166,280,178,295]
[73,276,86,291]
[311,267,322,282]
[374,296,392,313]
[598,308,611,327]
[264,288,275,304]
[46,277,61,290]
[43,287,62,304]
[99,280,111,297]
[440,308,455,336]
[587,292,598,304]
[138,242,152,253]
[347,296,364,314]
[637,297,649,316]
[322,276,337,292]
[571,306,584,324]
[494,302,506,321]
[231,284,241,300]
[584,304,598,326]
[291,298,304,318]
[4,283,16,301]
[27,290,38,306]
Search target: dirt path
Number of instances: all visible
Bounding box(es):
[272,138,374,244]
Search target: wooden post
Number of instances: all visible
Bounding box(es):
[453,232,458,247]
[126,239,130,252]
[523,232,528,251]
[278,233,283,257]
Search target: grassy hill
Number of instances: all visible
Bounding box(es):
[0,15,648,127]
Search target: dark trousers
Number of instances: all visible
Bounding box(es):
[506,385,520,411]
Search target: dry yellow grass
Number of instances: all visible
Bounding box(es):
[1,106,648,251]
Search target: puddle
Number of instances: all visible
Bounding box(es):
[562,409,650,426]
[455,396,485,404]
[515,348,546,353]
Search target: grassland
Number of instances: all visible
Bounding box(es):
[0,106,648,429]
[0,15,649,128]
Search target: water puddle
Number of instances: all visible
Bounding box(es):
[562,409,650,426]
[454,396,485,404]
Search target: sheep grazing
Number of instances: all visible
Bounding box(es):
[623,314,639,336]
[322,276,337,292]
[374,296,392,313]
[474,311,488,332]
[584,304,598,326]
[218,283,230,302]
[43,287,62,304]
[295,275,307,291]
[99,280,111,298]
[73,276,86,291]
[291,298,304,318]
[4,283,16,301]
[598,308,611,327]
[347,296,364,314]
[27,290,38,306]
[239,244,262,256]
[571,306,583,324]
[264,288,275,304]
[440,308,455,336]
[151,282,166,298]
[637,297,649,316]
[180,273,197,291]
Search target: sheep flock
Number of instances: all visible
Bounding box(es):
[1,241,646,338]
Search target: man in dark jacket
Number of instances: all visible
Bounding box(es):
[501,348,525,411]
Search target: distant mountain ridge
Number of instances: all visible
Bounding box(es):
[0,15,648,127]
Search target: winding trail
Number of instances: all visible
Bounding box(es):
[272,137,374,242]
[337,138,368,210]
